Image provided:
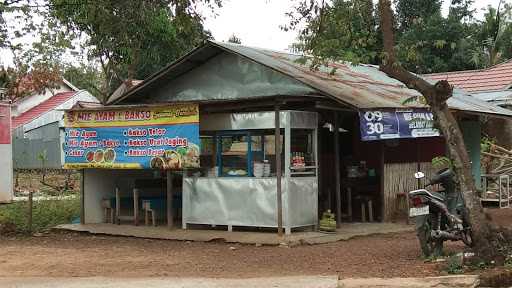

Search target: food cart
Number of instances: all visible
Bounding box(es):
[182,110,318,234]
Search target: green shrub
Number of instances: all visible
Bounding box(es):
[445,255,464,274]
[0,197,80,233]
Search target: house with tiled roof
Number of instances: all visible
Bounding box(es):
[425,59,512,106]
[425,60,512,147]
[11,78,99,169]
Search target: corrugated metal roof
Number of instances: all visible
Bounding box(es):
[471,90,512,106]
[424,59,512,92]
[117,41,512,117]
[12,91,76,129]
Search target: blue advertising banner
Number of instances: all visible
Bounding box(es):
[359,109,440,141]
[63,104,200,169]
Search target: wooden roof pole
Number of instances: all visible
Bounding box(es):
[334,111,342,228]
[275,103,283,236]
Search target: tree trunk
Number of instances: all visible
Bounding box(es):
[378,0,498,261]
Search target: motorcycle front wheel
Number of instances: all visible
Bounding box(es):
[415,214,444,258]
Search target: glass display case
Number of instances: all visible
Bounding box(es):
[199,130,286,177]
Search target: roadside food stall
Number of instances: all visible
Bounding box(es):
[183,110,318,234]
[64,103,318,234]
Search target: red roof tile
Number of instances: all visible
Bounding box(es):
[12,91,76,129]
[424,59,512,92]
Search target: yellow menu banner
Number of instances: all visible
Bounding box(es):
[65,104,199,128]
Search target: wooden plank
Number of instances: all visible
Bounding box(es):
[275,104,283,236]
[28,191,33,233]
[334,112,342,227]
[167,170,174,229]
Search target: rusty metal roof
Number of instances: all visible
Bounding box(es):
[117,41,512,117]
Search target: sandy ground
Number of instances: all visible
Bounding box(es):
[0,230,458,279]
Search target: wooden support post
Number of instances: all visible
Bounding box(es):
[167,170,174,229]
[80,169,85,225]
[380,143,386,222]
[110,208,114,224]
[275,104,283,236]
[368,199,374,222]
[361,201,366,222]
[115,187,120,225]
[28,191,33,233]
[334,112,342,228]
[133,188,139,226]
[347,187,353,222]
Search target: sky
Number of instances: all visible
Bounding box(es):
[0,0,505,67]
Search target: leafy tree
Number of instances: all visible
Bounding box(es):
[0,63,61,101]
[475,2,512,67]
[396,12,480,73]
[287,0,496,74]
[379,0,507,264]
[394,0,442,32]
[48,0,221,101]
[285,0,380,65]
[228,34,242,44]
[288,0,509,264]
[61,63,104,100]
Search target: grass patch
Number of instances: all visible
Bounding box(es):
[445,255,464,274]
[0,198,80,234]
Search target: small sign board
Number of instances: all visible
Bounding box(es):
[0,103,13,203]
[359,109,440,141]
[63,104,200,169]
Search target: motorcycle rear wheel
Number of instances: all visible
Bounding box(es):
[415,214,444,258]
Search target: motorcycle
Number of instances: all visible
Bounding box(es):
[408,168,473,257]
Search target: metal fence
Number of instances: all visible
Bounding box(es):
[12,123,63,169]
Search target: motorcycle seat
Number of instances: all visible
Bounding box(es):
[409,189,445,202]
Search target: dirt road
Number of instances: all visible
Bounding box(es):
[0,231,457,279]
[1,208,507,279]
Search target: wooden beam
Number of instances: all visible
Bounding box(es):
[133,188,139,226]
[334,112,342,228]
[115,187,120,225]
[167,170,174,229]
[80,169,85,225]
[275,104,284,236]
[380,143,386,222]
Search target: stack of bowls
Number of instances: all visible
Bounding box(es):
[263,161,271,177]
[253,162,264,177]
